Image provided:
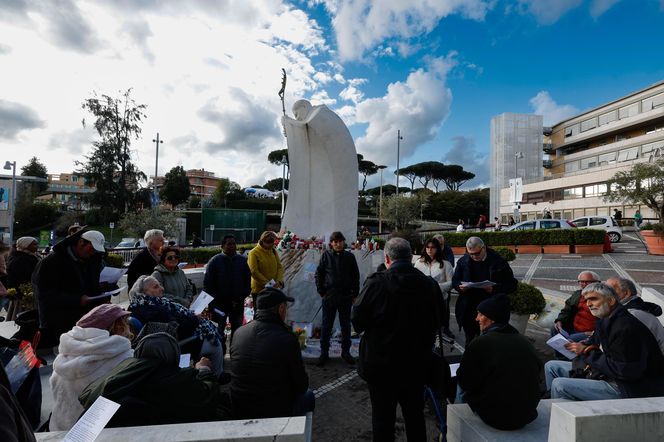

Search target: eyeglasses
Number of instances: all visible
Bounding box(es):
[166,255,180,261]
[578,280,598,284]
[468,247,484,257]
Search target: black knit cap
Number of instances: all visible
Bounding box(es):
[477,295,511,324]
[257,287,295,309]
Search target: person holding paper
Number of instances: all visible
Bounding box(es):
[452,236,518,344]
[456,295,542,430]
[551,271,600,344]
[127,229,164,290]
[49,304,133,431]
[33,229,108,345]
[545,283,664,401]
[151,246,193,308]
[247,231,284,307]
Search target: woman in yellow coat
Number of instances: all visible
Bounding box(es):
[247,231,284,307]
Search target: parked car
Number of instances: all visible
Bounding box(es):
[114,238,145,249]
[571,216,623,243]
[505,218,575,231]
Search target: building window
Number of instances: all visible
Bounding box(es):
[617,146,639,162]
[598,110,617,126]
[580,117,598,132]
[598,151,617,166]
[580,156,598,170]
[618,102,639,119]
[563,187,583,199]
[565,161,579,173]
[584,184,607,198]
[642,140,664,156]
[642,92,664,112]
[564,124,580,138]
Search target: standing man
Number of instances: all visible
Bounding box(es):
[352,238,438,442]
[127,229,164,290]
[456,295,542,430]
[33,229,108,344]
[230,287,313,419]
[204,235,251,345]
[315,231,360,367]
[613,209,622,223]
[452,237,518,344]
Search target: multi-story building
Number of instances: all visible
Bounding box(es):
[36,173,94,209]
[496,81,664,223]
[153,169,223,200]
[490,113,543,220]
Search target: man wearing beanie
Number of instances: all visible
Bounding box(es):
[456,295,542,431]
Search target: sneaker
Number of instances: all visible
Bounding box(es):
[317,354,329,367]
[341,352,355,365]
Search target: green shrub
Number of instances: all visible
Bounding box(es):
[105,253,125,268]
[641,222,654,230]
[573,229,605,245]
[179,246,221,264]
[494,247,516,262]
[538,229,574,245]
[509,282,546,315]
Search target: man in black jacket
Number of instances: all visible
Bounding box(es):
[456,295,542,430]
[204,235,251,348]
[452,236,517,344]
[127,229,164,290]
[315,231,360,367]
[545,282,664,400]
[352,237,437,442]
[33,229,107,344]
[230,287,313,419]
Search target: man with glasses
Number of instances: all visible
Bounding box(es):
[33,229,108,345]
[452,237,518,344]
[551,271,601,343]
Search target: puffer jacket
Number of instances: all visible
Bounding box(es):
[151,264,193,307]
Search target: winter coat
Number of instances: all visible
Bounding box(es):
[49,327,133,431]
[456,323,542,430]
[555,290,597,332]
[623,296,664,355]
[6,251,39,290]
[230,310,308,419]
[0,363,36,442]
[414,258,453,295]
[584,305,664,398]
[315,250,360,299]
[127,249,158,291]
[151,264,193,308]
[247,244,284,294]
[203,252,251,311]
[351,260,438,384]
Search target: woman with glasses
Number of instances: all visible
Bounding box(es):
[247,231,284,308]
[151,246,193,307]
[414,238,454,336]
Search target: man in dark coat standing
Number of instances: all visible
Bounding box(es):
[33,229,107,344]
[126,229,164,290]
[456,295,542,430]
[204,235,251,343]
[352,237,438,442]
[452,236,517,344]
[315,231,360,366]
[230,287,313,419]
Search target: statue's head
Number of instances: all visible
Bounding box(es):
[292,100,312,121]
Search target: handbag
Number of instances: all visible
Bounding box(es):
[569,356,605,380]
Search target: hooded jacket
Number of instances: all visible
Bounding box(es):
[623,296,664,356]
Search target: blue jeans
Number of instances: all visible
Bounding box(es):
[292,390,315,415]
[544,360,622,401]
[320,296,352,356]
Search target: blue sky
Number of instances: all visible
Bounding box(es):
[1,0,664,189]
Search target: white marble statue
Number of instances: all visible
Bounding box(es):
[281,100,358,242]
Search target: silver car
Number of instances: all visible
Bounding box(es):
[505,218,575,231]
[571,216,622,243]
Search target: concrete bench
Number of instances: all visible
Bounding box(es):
[35,413,312,442]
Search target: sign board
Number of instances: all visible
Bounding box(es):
[0,185,9,211]
[210,224,215,231]
[109,222,115,229]
[39,231,50,247]
[509,178,523,203]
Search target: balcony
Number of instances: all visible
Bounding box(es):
[543,160,553,169]
[543,126,553,136]
[543,143,554,154]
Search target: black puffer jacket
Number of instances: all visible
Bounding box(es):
[230,310,308,419]
[6,251,40,289]
[315,249,360,299]
[351,260,438,384]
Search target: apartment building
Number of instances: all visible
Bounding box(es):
[496,81,664,222]
[36,173,95,209]
[153,168,223,199]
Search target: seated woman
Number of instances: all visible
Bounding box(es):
[49,304,134,431]
[151,246,193,307]
[79,333,230,427]
[128,275,223,376]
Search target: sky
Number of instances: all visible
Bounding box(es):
[2,0,664,191]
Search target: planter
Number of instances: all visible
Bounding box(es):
[509,313,530,334]
[642,231,664,255]
[451,246,466,255]
[542,245,571,254]
[574,244,604,255]
[517,245,542,254]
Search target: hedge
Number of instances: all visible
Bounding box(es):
[179,246,222,264]
[433,228,604,247]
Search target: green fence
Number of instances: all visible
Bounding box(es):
[201,208,266,244]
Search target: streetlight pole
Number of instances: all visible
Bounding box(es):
[3,161,16,243]
[396,130,403,196]
[377,165,386,233]
[514,151,524,222]
[152,133,163,204]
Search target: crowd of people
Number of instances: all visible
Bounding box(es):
[2,225,664,442]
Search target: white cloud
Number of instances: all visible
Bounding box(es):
[339,78,367,104]
[0,99,45,140]
[529,91,579,126]
[589,0,621,18]
[353,54,457,165]
[516,0,583,24]
[442,136,489,188]
[318,0,491,60]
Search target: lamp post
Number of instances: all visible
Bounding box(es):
[377,165,387,233]
[514,151,524,222]
[396,130,403,196]
[3,160,16,243]
[152,133,163,203]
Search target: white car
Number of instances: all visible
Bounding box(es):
[505,218,575,231]
[115,238,145,249]
[571,216,622,243]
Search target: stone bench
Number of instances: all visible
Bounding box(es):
[35,413,312,442]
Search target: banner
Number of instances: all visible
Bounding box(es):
[0,185,9,210]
